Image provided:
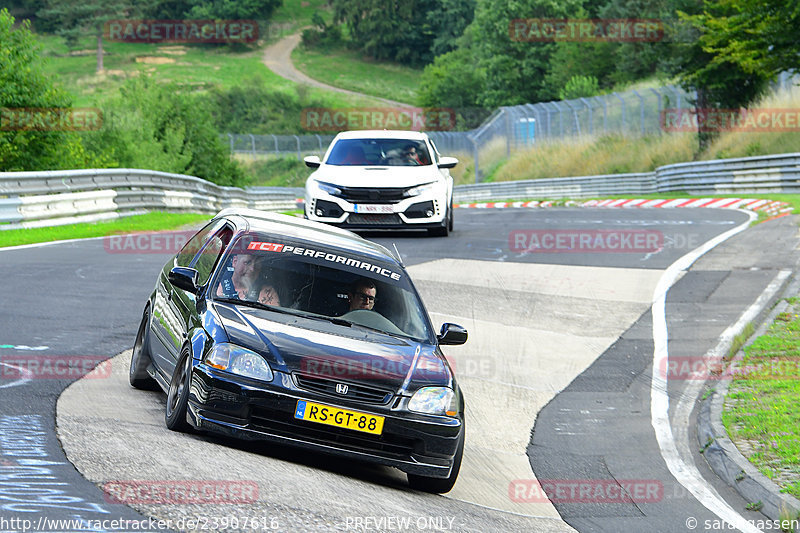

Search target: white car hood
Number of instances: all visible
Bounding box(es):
[310,165,442,188]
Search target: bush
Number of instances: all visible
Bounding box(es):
[82,76,245,186]
[558,75,600,100]
[301,12,343,49]
[202,78,327,135]
[0,9,101,171]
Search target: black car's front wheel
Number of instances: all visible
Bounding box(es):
[165,350,193,432]
[407,421,464,493]
[129,308,157,390]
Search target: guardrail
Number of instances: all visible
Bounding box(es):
[453,152,800,202]
[1,153,798,229]
[0,169,303,230]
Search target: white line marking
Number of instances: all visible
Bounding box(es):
[651,209,763,533]
[672,268,791,505]
[0,361,33,389]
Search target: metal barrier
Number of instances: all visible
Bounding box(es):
[0,169,303,230]
[453,153,800,202]
[1,153,798,229]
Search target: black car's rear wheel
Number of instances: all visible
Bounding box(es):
[407,420,464,493]
[129,308,157,390]
[165,350,193,432]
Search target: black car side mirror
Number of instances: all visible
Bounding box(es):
[169,267,200,293]
[438,323,468,345]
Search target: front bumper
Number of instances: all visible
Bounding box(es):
[305,191,447,229]
[187,364,463,478]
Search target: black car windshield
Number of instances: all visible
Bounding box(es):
[326,138,432,166]
[210,232,434,342]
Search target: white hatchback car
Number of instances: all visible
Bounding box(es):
[303,130,458,237]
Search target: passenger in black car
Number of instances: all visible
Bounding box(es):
[216,253,256,299]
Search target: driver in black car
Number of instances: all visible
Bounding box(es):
[348,278,376,311]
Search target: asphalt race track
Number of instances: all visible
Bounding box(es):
[1,208,798,533]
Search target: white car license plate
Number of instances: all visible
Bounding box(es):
[354,204,394,214]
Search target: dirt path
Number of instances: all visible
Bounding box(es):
[262,32,412,108]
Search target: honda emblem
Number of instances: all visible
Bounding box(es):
[335,383,349,395]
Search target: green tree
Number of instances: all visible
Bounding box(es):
[597,0,677,85]
[37,0,143,72]
[670,0,772,150]
[418,47,485,109]
[543,41,617,99]
[685,0,798,79]
[558,75,600,100]
[333,0,438,66]
[185,0,283,20]
[427,0,476,57]
[0,9,99,171]
[470,0,583,107]
[83,77,245,186]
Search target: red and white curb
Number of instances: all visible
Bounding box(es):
[455,198,793,216]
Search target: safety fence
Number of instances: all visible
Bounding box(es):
[0,168,301,230]
[1,152,798,229]
[453,152,800,202]
[224,84,698,184]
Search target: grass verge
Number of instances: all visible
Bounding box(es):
[291,44,421,105]
[489,86,800,184]
[37,32,385,110]
[0,212,211,249]
[722,301,800,499]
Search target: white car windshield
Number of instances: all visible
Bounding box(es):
[211,232,434,342]
[326,138,432,166]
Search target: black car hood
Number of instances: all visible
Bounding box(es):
[214,303,450,393]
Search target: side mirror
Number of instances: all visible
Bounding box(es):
[438,323,468,345]
[304,155,321,168]
[169,267,199,293]
[437,156,458,169]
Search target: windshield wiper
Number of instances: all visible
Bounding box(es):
[214,298,352,326]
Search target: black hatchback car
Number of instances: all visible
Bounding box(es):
[130,208,468,493]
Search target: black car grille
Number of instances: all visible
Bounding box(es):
[294,373,392,404]
[346,214,402,226]
[249,405,418,458]
[336,186,408,204]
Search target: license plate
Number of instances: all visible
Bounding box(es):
[294,400,384,435]
[354,204,393,214]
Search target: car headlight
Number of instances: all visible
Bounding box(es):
[408,386,456,416]
[313,180,341,196]
[205,343,274,382]
[406,182,435,197]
